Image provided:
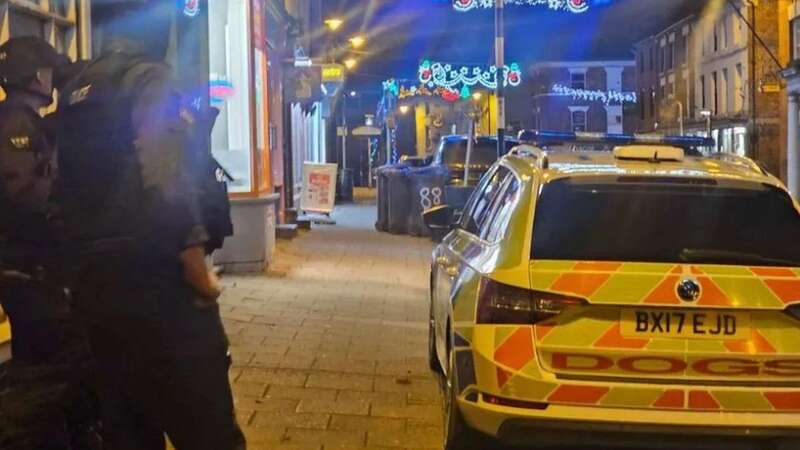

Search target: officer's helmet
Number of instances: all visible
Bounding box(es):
[0,37,69,93]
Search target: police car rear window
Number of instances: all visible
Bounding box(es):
[439,140,515,166]
[531,179,800,266]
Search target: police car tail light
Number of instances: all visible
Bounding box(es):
[476,278,586,325]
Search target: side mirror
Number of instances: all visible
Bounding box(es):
[423,205,455,231]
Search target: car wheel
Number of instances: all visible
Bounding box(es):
[428,301,441,373]
[443,342,485,450]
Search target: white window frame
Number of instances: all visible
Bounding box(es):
[569,106,589,132]
[569,68,587,90]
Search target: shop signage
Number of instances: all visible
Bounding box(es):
[301,163,338,213]
[322,64,345,83]
[352,126,382,137]
[286,66,322,103]
[760,82,781,93]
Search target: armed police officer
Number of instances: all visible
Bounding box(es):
[55,2,242,449]
[0,37,100,450]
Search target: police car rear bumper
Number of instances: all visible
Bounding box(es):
[458,396,800,448]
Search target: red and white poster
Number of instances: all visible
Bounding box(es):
[301,162,338,213]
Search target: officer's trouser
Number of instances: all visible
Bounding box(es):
[87,325,245,450]
[0,291,99,450]
[0,360,73,450]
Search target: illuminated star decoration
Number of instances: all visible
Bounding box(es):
[551,83,637,105]
[418,60,522,99]
[453,0,589,13]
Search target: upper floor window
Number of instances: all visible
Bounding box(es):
[793,17,800,61]
[570,71,586,90]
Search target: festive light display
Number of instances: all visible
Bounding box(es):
[551,83,637,105]
[453,0,589,13]
[418,60,522,92]
[384,79,473,103]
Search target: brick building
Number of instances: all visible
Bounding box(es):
[529,61,638,134]
[635,0,789,178]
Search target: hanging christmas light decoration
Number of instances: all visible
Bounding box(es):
[551,83,637,105]
[453,0,589,13]
[418,60,522,91]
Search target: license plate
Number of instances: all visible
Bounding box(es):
[620,309,750,340]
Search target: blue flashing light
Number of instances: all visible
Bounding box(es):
[517,130,715,149]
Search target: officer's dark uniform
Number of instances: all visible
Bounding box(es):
[0,38,98,450]
[57,37,244,450]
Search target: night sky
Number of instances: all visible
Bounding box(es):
[320,0,703,91]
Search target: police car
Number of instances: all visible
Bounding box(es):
[424,131,800,449]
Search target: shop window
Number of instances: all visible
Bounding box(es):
[208,0,254,194]
[721,128,733,153]
[9,11,46,38]
[733,127,747,156]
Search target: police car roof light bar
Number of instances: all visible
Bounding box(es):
[517,130,715,149]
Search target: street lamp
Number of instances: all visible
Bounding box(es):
[349,35,366,49]
[343,58,358,70]
[399,105,410,115]
[325,18,344,31]
[349,90,357,97]
[472,91,483,101]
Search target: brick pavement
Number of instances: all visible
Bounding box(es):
[219,194,442,450]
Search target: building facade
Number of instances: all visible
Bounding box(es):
[636,0,788,178]
[529,60,638,135]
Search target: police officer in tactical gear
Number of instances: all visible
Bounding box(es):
[0,37,100,450]
[55,2,243,449]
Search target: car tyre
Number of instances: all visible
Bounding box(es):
[443,343,486,450]
[428,301,441,374]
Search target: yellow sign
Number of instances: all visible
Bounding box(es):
[322,64,345,82]
[620,309,750,340]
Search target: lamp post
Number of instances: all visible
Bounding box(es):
[494,0,505,158]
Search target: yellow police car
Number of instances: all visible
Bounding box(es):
[424,131,800,450]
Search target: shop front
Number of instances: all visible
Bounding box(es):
[206,0,281,272]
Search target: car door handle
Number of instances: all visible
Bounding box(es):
[436,256,450,266]
[446,266,459,277]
